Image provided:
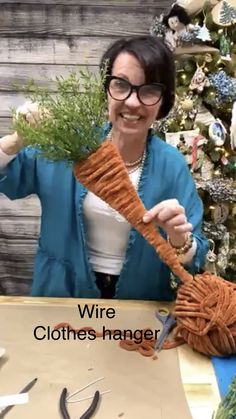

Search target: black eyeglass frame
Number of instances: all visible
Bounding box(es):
[105,76,166,106]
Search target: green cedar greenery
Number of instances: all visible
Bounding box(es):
[13,66,108,164]
[215,375,236,419]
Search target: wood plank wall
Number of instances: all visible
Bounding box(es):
[0,0,172,294]
[0,0,172,136]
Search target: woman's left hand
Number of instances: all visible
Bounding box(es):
[143,199,193,247]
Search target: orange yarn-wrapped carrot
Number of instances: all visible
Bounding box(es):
[73,139,192,284]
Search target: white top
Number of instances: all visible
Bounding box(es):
[0,143,197,275]
[83,168,141,274]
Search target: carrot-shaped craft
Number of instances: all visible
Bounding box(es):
[13,68,236,357]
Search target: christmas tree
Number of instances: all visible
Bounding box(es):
[150,0,236,282]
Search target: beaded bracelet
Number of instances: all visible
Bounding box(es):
[168,232,194,256]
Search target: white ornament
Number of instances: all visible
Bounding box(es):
[208,119,227,146]
[189,64,210,93]
[196,24,212,42]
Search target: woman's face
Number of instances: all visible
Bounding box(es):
[107,52,163,137]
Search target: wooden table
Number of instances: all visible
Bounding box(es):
[0,297,221,419]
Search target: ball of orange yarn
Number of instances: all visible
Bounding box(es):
[174,272,236,356]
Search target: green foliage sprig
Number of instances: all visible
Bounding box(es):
[215,376,236,419]
[13,66,108,164]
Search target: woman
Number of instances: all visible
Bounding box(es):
[0,36,208,299]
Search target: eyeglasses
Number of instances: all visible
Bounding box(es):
[106,76,165,106]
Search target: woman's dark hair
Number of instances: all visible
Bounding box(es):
[162,4,191,27]
[100,35,175,119]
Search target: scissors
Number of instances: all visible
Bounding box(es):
[154,308,176,352]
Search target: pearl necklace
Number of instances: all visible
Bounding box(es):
[126,154,143,168]
[107,128,145,169]
[127,149,146,176]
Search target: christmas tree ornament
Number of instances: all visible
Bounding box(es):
[219,0,236,26]
[204,53,213,62]
[219,31,231,60]
[180,97,194,111]
[196,22,212,42]
[212,0,236,26]
[211,202,230,223]
[189,63,210,92]
[204,239,217,275]
[208,119,227,145]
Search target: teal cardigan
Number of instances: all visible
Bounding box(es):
[0,131,208,300]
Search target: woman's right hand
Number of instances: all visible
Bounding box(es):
[0,102,40,155]
[0,132,23,155]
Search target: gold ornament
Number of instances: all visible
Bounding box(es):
[180,98,194,111]
[204,53,213,63]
